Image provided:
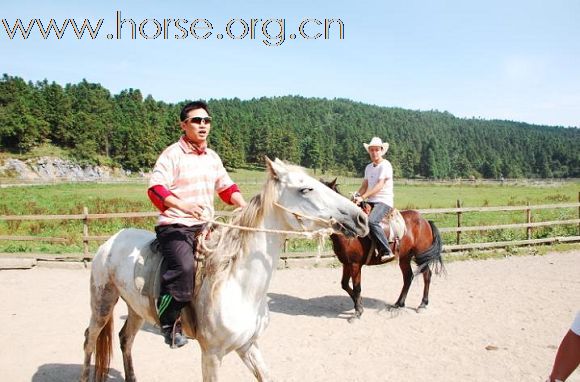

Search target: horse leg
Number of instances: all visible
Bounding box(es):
[340,263,356,307]
[394,259,413,309]
[201,349,223,382]
[119,306,144,382]
[350,263,364,320]
[80,281,119,382]
[418,268,432,310]
[236,341,272,381]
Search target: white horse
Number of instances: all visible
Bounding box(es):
[80,157,369,382]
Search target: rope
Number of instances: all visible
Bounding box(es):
[198,204,336,263]
[201,217,335,239]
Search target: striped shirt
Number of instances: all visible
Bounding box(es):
[149,136,234,226]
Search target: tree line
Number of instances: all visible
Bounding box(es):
[0,74,578,178]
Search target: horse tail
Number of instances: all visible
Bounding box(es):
[414,220,446,276]
[94,316,113,382]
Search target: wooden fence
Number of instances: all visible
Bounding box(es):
[0,201,579,259]
[417,201,580,251]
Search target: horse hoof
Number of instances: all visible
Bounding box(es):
[387,304,403,312]
[347,314,361,323]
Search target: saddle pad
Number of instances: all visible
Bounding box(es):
[134,239,165,299]
[380,208,406,242]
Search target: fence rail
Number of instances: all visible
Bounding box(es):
[1,199,579,259]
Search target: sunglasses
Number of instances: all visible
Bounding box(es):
[185,116,212,125]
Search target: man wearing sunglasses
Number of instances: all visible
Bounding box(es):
[147,100,247,348]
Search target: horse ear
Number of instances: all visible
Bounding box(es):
[329,177,338,188]
[265,156,288,180]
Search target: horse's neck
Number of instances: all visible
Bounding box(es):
[228,213,285,303]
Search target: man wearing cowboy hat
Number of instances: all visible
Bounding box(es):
[353,137,396,262]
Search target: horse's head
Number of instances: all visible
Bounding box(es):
[266,158,368,237]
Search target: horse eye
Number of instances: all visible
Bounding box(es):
[300,187,314,195]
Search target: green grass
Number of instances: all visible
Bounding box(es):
[0,171,578,254]
[329,179,579,246]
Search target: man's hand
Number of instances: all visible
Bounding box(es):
[353,196,364,205]
[166,196,206,219]
[180,202,206,219]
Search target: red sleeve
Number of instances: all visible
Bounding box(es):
[147,185,174,212]
[218,184,241,205]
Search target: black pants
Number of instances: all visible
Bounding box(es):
[155,224,204,303]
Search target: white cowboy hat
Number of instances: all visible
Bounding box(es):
[363,137,389,155]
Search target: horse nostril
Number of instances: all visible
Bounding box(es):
[357,213,367,226]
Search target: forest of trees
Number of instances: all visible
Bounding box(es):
[0,74,578,178]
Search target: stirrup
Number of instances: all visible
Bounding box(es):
[376,247,395,263]
[162,319,188,349]
[379,253,395,262]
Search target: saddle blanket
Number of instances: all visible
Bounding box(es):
[134,239,164,300]
[133,240,165,324]
[381,208,406,242]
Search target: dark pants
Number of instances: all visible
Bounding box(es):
[155,224,203,303]
[367,202,392,253]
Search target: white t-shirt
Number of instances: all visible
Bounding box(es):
[364,159,394,206]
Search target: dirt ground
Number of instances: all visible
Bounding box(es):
[1,250,579,381]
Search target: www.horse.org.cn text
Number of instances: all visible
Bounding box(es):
[1,10,345,46]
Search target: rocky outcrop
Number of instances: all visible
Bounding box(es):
[0,157,128,181]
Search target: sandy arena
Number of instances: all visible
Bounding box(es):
[1,250,578,381]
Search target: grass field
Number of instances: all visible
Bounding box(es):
[0,170,578,254]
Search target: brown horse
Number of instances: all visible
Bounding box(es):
[323,179,445,320]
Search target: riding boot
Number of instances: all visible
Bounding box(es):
[157,294,188,348]
[378,245,395,263]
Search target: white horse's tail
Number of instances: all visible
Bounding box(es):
[87,231,125,381]
[94,316,113,382]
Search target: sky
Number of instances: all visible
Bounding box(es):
[1,0,579,127]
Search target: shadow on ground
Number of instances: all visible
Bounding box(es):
[32,364,124,382]
[267,293,385,319]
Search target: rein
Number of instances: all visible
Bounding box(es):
[201,202,336,238]
[198,202,337,261]
[201,217,335,238]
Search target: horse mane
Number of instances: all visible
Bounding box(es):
[197,174,279,293]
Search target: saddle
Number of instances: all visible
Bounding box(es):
[133,239,204,326]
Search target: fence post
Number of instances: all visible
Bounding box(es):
[526,202,532,240]
[83,206,89,258]
[456,199,461,245]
